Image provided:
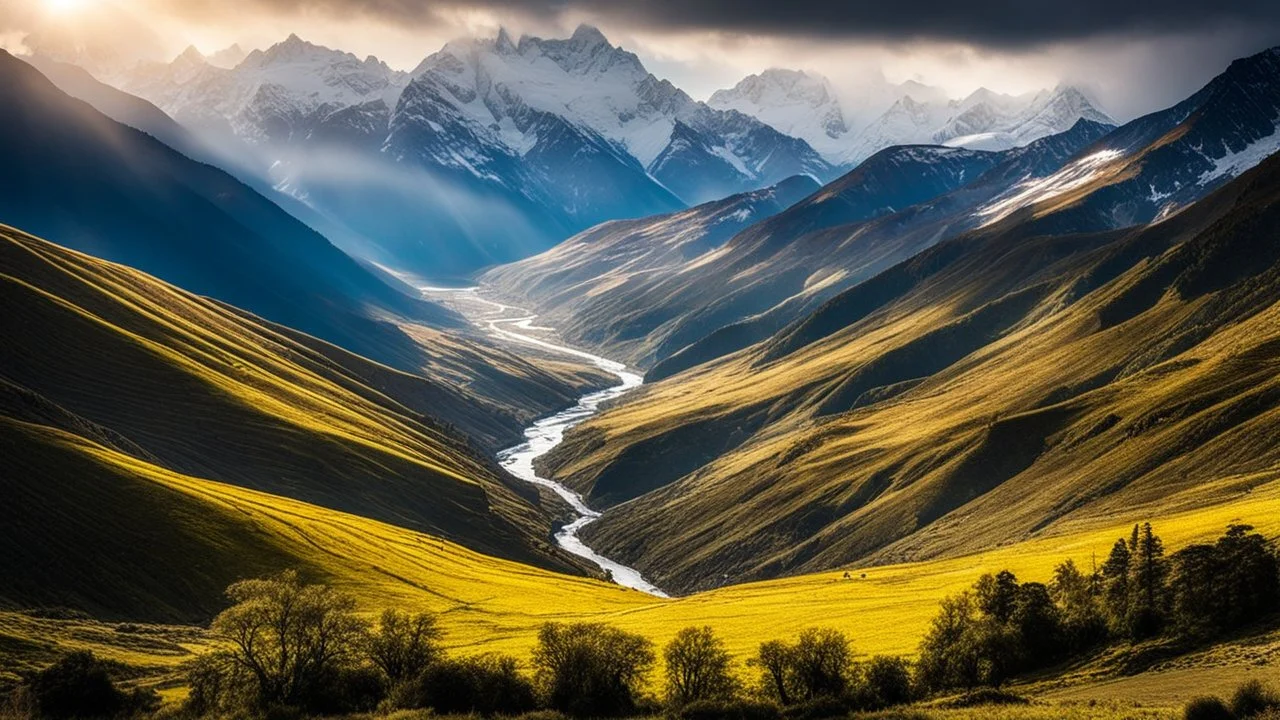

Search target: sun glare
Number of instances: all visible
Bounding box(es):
[45,0,86,14]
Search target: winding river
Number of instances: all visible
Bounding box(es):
[420,286,668,598]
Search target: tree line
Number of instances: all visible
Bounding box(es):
[6,523,1278,720]
[916,523,1280,693]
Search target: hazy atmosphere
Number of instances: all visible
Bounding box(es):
[5,0,1280,118]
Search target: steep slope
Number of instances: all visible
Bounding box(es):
[555,146,1280,593]
[1,50,604,436]
[480,175,821,360]
[487,120,1113,372]
[18,53,378,257]
[19,54,200,157]
[977,47,1280,232]
[0,49,450,369]
[0,224,585,591]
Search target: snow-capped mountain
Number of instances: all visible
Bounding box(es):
[108,26,837,277]
[842,95,956,165]
[977,46,1280,231]
[713,71,1115,167]
[707,69,849,160]
[395,25,834,207]
[207,44,247,69]
[932,84,1115,150]
[120,35,408,148]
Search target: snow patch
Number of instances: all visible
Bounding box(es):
[976,149,1123,227]
[1196,118,1280,186]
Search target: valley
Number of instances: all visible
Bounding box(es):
[421,286,665,595]
[4,12,1280,719]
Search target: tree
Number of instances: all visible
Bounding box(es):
[664,626,737,707]
[964,618,1020,689]
[975,571,1020,624]
[18,651,124,720]
[207,570,369,709]
[532,622,654,717]
[1169,543,1224,638]
[1126,522,1167,639]
[1215,524,1280,629]
[1100,537,1132,635]
[1169,525,1280,638]
[1010,582,1062,667]
[366,609,442,683]
[1049,559,1106,651]
[789,628,854,701]
[752,640,793,706]
[916,592,978,691]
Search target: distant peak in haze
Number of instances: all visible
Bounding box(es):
[208,43,246,69]
[175,45,205,64]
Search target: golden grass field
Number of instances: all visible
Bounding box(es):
[9,410,1276,704]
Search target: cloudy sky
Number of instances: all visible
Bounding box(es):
[4,0,1280,120]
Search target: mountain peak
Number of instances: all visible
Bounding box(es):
[207,43,247,68]
[571,24,609,47]
[495,26,517,54]
[174,45,205,64]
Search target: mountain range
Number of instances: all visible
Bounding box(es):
[709,68,1115,165]
[102,27,835,278]
[47,26,1110,280]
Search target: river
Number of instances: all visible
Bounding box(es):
[420,286,668,598]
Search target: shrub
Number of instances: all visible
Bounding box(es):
[934,688,1028,708]
[405,653,536,716]
[511,712,571,720]
[1184,695,1234,720]
[308,665,386,715]
[665,626,737,707]
[20,651,125,720]
[366,609,442,683]
[780,695,849,720]
[532,622,654,717]
[855,656,914,709]
[1231,679,1280,718]
[677,699,782,720]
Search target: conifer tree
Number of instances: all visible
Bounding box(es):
[1125,522,1167,639]
[1100,538,1131,634]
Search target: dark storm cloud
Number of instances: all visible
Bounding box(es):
[242,0,1280,46]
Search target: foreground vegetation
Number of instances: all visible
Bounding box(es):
[6,522,1277,720]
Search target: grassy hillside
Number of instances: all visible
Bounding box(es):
[483,121,1112,373]
[480,175,821,366]
[0,224,607,620]
[4,410,1277,698]
[539,147,1280,593]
